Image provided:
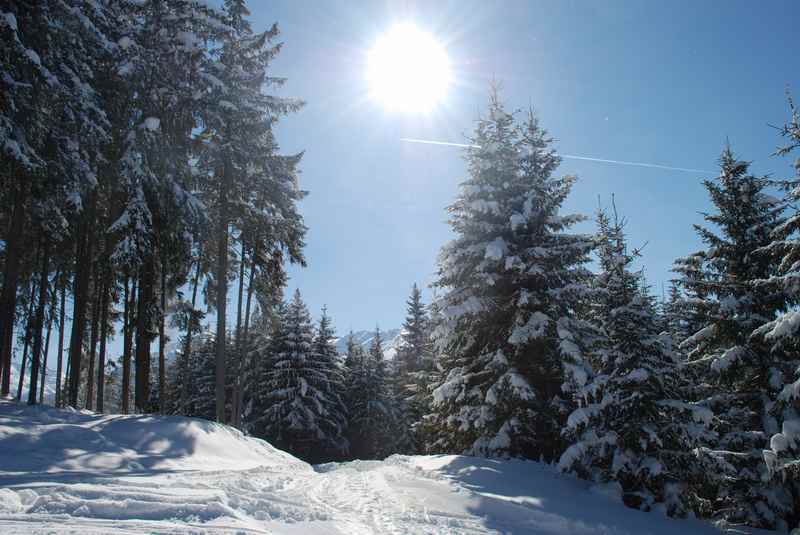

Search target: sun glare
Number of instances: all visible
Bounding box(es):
[366,23,451,113]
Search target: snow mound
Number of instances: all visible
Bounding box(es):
[0,400,304,476]
[0,401,766,534]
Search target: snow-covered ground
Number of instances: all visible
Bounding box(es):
[0,400,760,534]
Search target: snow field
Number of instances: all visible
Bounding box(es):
[0,401,765,534]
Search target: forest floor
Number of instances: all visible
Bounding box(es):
[0,400,762,534]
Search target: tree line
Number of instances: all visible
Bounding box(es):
[0,0,306,424]
[422,90,800,530]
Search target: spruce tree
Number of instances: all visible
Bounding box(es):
[428,89,594,460]
[393,283,434,453]
[257,291,347,462]
[560,204,701,516]
[757,96,800,527]
[347,326,395,459]
[310,306,349,460]
[679,146,789,528]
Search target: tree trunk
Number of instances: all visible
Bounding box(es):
[28,239,50,405]
[39,305,53,405]
[85,276,101,410]
[55,282,66,407]
[96,269,111,413]
[0,186,27,395]
[158,258,167,414]
[16,276,38,400]
[135,257,155,412]
[122,276,136,414]
[241,245,258,426]
[67,195,97,407]
[215,160,231,423]
[180,250,202,413]
[232,240,246,428]
[40,269,60,403]
[122,276,135,414]
[243,245,257,342]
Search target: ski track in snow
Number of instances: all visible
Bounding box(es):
[0,401,765,534]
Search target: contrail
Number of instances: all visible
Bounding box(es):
[401,137,480,149]
[559,154,710,174]
[399,137,711,174]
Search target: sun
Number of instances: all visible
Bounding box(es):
[366,23,451,113]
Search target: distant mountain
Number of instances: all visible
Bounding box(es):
[333,328,403,360]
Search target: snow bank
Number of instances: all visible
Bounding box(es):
[0,401,768,534]
[404,455,765,535]
[0,400,304,475]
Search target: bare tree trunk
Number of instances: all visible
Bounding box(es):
[240,245,258,426]
[85,276,101,410]
[55,283,66,407]
[63,351,71,408]
[180,250,202,412]
[39,304,53,404]
[122,276,135,414]
[215,160,231,423]
[16,325,31,401]
[96,269,111,413]
[67,195,96,407]
[158,258,167,414]
[17,276,38,400]
[0,186,27,396]
[28,239,50,404]
[243,245,257,342]
[232,240,246,428]
[135,258,155,412]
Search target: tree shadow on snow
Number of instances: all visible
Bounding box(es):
[0,400,209,487]
[431,455,730,535]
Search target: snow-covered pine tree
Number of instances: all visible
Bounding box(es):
[559,203,703,516]
[396,284,432,376]
[184,333,219,421]
[346,326,395,459]
[679,146,790,529]
[662,283,691,348]
[257,291,347,462]
[248,300,288,434]
[428,89,595,460]
[757,96,800,527]
[309,306,349,460]
[393,283,434,453]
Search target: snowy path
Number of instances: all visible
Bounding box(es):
[0,401,759,534]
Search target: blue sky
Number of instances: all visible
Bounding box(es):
[247,0,800,332]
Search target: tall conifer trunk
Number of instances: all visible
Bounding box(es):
[121,276,134,414]
[28,239,50,404]
[67,194,97,407]
[232,240,246,427]
[135,259,155,412]
[158,259,167,414]
[39,304,53,405]
[215,159,231,423]
[85,278,101,410]
[55,283,66,407]
[16,280,37,401]
[180,251,202,412]
[0,186,27,395]
[96,269,111,413]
